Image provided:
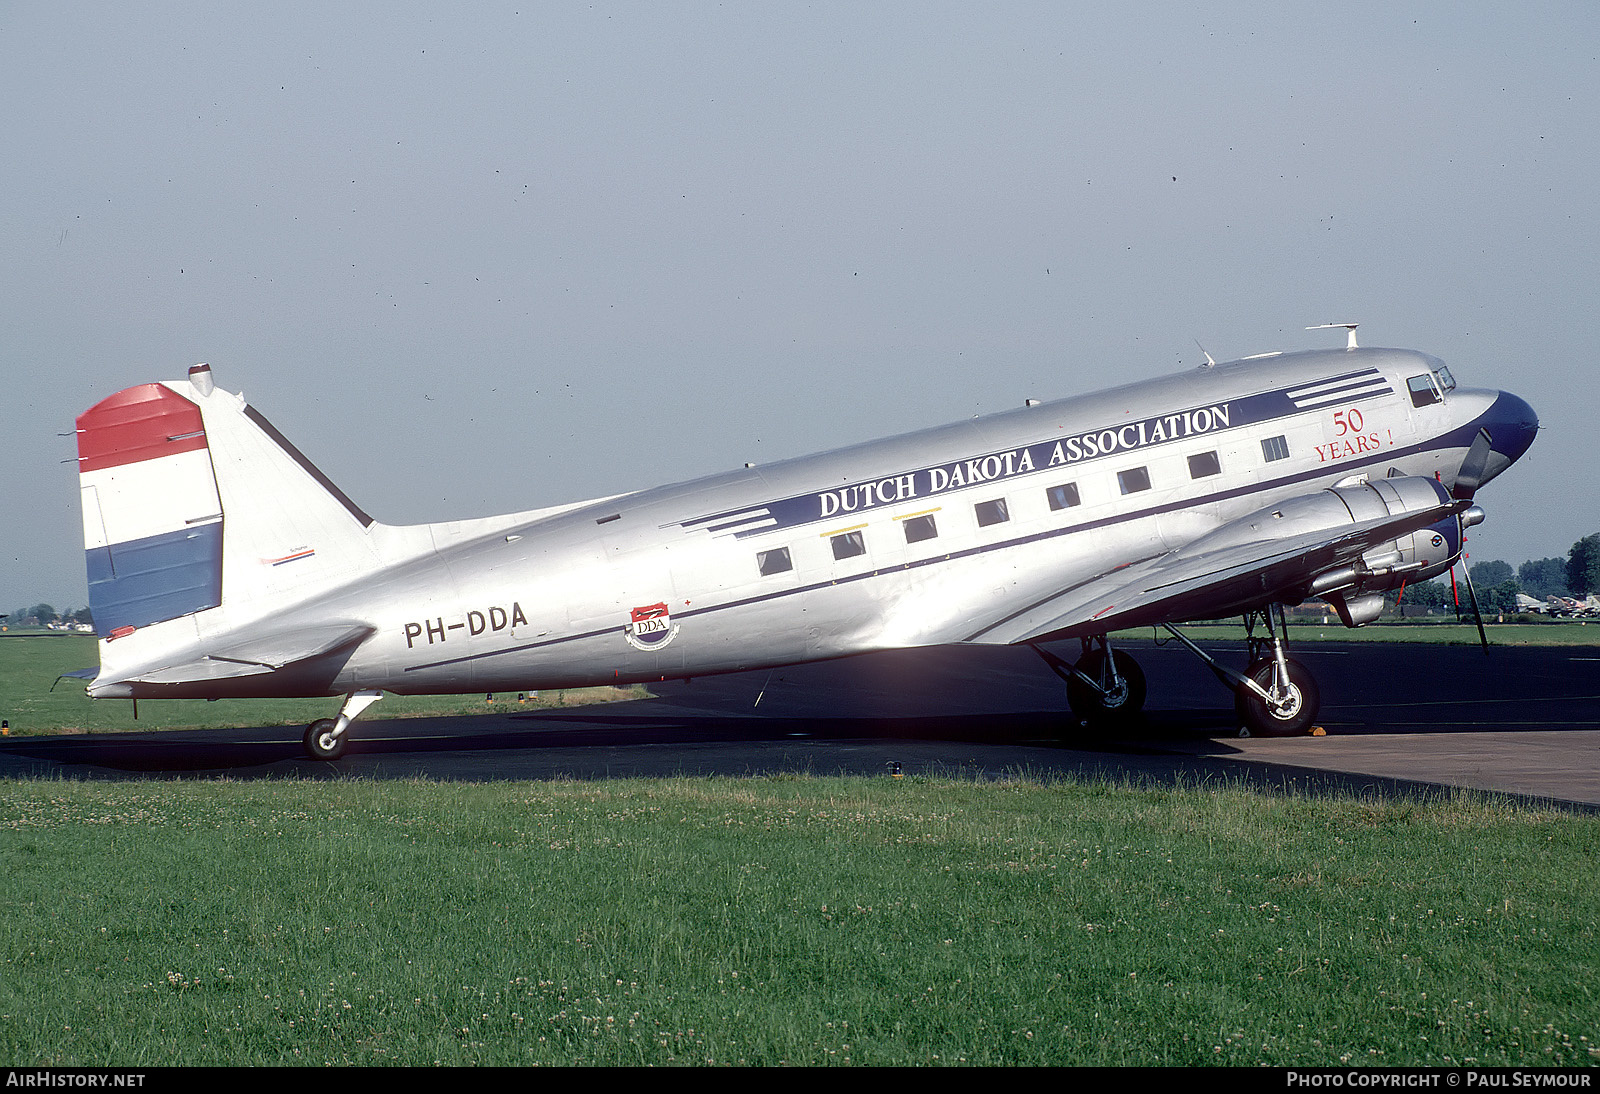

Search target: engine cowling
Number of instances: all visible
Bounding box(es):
[1128,475,1474,630]
[1298,478,1482,626]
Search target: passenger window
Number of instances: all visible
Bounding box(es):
[1261,435,1290,462]
[974,499,1009,527]
[1188,451,1221,479]
[1047,483,1080,510]
[1408,374,1441,407]
[757,547,792,576]
[1118,467,1151,494]
[830,531,865,560]
[902,514,938,544]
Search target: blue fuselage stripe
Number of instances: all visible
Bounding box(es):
[403,420,1466,675]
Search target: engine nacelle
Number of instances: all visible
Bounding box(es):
[1155,475,1474,627]
[1360,514,1464,583]
[1300,479,1481,625]
[1186,475,1456,560]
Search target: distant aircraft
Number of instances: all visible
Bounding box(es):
[74,332,1538,758]
[1515,593,1552,614]
[1510,592,1594,616]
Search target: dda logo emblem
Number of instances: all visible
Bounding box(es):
[625,602,678,650]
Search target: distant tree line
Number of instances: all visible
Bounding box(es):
[5,604,94,627]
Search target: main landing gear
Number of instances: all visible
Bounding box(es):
[303,689,383,760]
[1159,604,1321,737]
[1033,635,1147,726]
[1033,603,1322,737]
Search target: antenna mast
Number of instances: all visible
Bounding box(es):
[1306,323,1360,350]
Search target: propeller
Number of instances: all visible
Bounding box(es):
[1456,557,1489,655]
[1452,427,1494,500]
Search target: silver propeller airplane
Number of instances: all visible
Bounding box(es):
[75,329,1537,759]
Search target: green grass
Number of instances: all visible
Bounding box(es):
[0,635,646,737]
[0,776,1594,1066]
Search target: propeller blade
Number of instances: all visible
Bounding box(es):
[1459,560,1489,655]
[1452,427,1494,500]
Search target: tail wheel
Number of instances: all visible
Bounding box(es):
[1236,658,1320,737]
[304,718,347,761]
[1067,649,1146,723]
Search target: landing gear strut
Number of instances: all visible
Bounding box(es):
[1233,606,1320,736]
[303,689,383,760]
[1235,657,1319,736]
[1161,604,1321,737]
[1033,635,1147,726]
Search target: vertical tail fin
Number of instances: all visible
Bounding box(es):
[77,365,384,661]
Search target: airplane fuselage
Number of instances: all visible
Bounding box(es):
[97,346,1531,701]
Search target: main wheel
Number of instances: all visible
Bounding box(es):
[1236,658,1319,737]
[303,718,347,761]
[1066,649,1147,724]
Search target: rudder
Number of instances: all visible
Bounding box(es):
[78,380,224,639]
[77,364,383,651]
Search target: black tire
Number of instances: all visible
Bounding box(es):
[1066,649,1147,724]
[1236,658,1319,737]
[304,718,347,761]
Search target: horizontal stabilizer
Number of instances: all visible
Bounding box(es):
[52,668,98,692]
[120,623,373,686]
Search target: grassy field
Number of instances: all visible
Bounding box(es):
[4,634,1596,1066]
[0,635,645,738]
[0,775,1594,1066]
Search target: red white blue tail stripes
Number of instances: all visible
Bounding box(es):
[78,384,224,637]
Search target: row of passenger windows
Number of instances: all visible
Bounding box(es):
[754,434,1291,576]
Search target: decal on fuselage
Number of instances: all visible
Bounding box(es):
[403,602,528,648]
[679,367,1396,541]
[624,602,678,650]
[263,546,316,566]
[1313,405,1397,465]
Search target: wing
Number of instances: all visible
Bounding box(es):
[965,476,1469,646]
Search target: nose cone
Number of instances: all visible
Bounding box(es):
[1487,390,1539,465]
[1468,390,1539,492]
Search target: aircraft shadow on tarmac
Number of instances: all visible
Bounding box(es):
[3,641,1596,783]
[0,705,1235,774]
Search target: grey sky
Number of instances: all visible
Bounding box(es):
[4,2,1595,611]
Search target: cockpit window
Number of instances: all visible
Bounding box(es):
[1407,374,1442,407]
[1434,366,1456,392]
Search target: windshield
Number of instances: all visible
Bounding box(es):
[1407,374,1442,407]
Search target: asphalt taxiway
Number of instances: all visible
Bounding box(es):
[3,639,1597,807]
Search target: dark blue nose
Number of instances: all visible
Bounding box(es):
[1488,390,1539,463]
[1453,390,1538,499]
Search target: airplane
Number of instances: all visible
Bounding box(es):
[73,328,1538,759]
[1509,592,1594,616]
[1515,593,1552,614]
